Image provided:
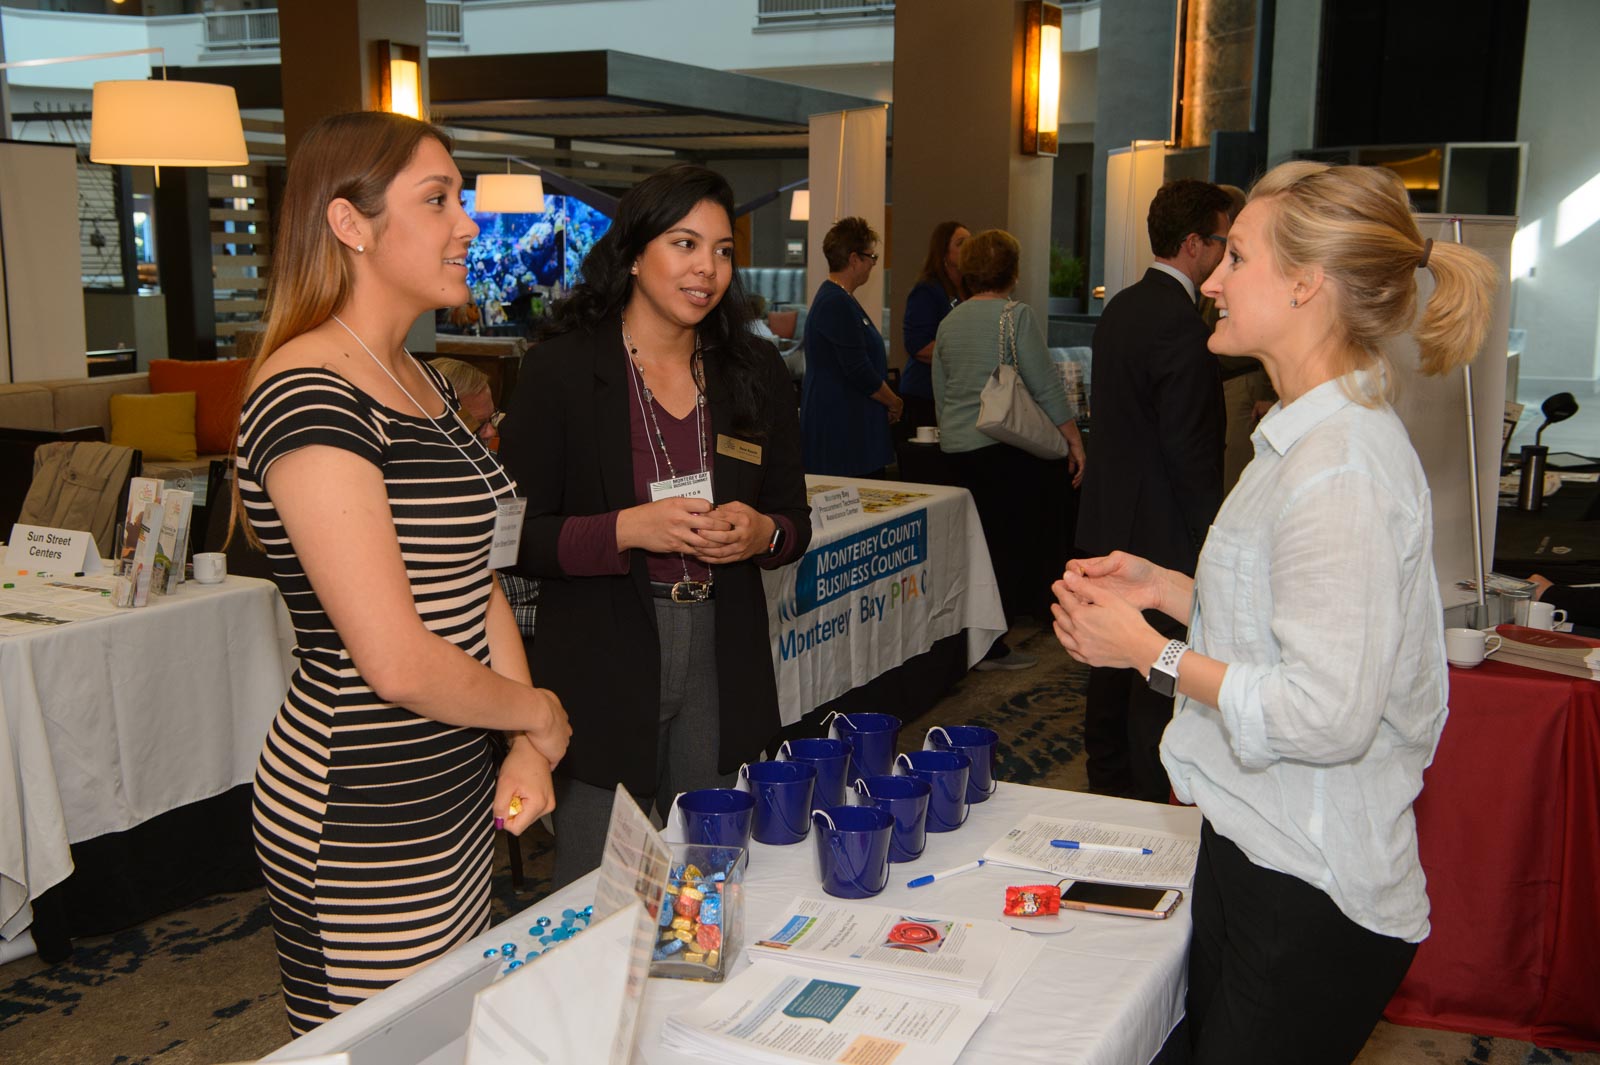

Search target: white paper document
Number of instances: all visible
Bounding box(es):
[748,896,1040,1011]
[661,960,990,1065]
[981,814,1200,889]
[465,901,649,1065]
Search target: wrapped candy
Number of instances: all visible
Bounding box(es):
[1003,884,1062,917]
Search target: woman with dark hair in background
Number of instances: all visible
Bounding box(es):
[899,221,969,431]
[234,111,570,1034]
[499,164,811,887]
[800,216,899,476]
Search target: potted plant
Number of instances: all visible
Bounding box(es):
[1048,241,1085,316]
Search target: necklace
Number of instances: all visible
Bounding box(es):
[620,315,713,602]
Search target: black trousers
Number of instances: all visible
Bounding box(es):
[944,442,1072,621]
[1083,613,1185,802]
[1177,821,1419,1065]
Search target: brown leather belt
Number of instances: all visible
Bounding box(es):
[649,580,714,603]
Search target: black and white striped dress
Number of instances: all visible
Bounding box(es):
[237,365,515,1035]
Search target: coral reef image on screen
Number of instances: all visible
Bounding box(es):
[461,190,611,326]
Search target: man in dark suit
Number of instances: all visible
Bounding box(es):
[1074,178,1232,802]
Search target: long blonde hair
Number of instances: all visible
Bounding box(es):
[1249,160,1498,404]
[229,112,455,547]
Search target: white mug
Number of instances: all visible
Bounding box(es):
[1444,627,1501,669]
[193,552,228,584]
[914,425,940,444]
[1525,600,1568,630]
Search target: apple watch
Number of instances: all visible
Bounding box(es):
[765,520,786,557]
[1147,639,1189,698]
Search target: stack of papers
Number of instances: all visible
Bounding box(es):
[661,960,990,1065]
[747,896,1041,1012]
[981,814,1199,889]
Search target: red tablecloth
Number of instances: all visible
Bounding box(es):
[1385,660,1600,1050]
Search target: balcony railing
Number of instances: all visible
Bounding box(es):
[203,3,463,55]
[203,10,280,54]
[755,0,895,27]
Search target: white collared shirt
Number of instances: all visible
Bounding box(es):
[1149,260,1197,302]
[1161,371,1448,942]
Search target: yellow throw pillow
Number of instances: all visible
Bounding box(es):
[110,391,198,462]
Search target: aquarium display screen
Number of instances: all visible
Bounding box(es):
[461,190,611,325]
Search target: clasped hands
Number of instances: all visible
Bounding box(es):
[1051,551,1167,671]
[622,497,775,564]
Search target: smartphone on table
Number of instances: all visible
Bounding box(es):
[1057,880,1183,919]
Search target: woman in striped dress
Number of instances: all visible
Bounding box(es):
[232,112,570,1036]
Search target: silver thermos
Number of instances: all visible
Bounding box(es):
[1517,444,1548,512]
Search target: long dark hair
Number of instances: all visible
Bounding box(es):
[916,220,967,301]
[542,164,766,434]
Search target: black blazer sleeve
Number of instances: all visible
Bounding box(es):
[753,353,812,567]
[500,331,578,577]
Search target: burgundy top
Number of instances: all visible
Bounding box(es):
[555,362,797,583]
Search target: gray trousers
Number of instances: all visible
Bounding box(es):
[549,598,731,889]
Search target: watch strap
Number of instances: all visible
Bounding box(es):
[1147,639,1189,697]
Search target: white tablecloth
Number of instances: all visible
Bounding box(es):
[268,784,1201,1065]
[765,476,1008,724]
[0,575,295,939]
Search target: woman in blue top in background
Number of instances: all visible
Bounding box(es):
[800,216,900,476]
[899,221,969,431]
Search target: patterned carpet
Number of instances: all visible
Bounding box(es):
[0,623,1592,1064]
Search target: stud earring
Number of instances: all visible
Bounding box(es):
[356,244,365,253]
[1289,297,1298,308]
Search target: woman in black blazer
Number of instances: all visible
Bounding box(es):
[499,165,811,887]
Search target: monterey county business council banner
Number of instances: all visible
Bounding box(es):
[761,485,1008,725]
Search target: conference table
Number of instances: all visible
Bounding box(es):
[0,571,294,951]
[267,782,1202,1065]
[765,475,1007,725]
[1385,659,1600,1051]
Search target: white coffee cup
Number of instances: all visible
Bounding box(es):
[193,552,227,584]
[914,425,940,444]
[1524,600,1568,630]
[1445,627,1501,668]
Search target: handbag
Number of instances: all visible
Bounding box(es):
[975,301,1070,460]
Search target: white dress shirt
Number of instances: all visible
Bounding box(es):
[1149,260,1197,302]
[1160,371,1448,942]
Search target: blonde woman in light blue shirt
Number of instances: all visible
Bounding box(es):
[1051,161,1497,1065]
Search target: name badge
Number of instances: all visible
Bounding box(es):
[648,470,714,503]
[489,497,527,570]
[715,434,763,465]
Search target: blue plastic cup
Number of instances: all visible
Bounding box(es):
[825,712,903,779]
[779,738,852,812]
[675,789,755,865]
[812,806,894,899]
[850,775,931,863]
[740,761,817,845]
[926,725,1000,803]
[894,750,971,832]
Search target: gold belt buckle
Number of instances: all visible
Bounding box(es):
[670,580,711,603]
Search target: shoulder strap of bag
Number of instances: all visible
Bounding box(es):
[996,300,1021,369]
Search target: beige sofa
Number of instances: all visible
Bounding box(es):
[0,372,223,479]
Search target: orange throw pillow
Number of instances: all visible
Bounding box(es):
[148,357,254,454]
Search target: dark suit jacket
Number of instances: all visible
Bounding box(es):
[1075,268,1224,577]
[498,317,812,796]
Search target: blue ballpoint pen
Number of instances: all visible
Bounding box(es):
[906,859,986,888]
[1051,839,1153,855]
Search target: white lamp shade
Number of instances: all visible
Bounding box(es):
[90,80,249,167]
[475,173,546,214]
[789,189,810,221]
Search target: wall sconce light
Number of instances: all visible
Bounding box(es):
[378,41,422,119]
[1022,1,1062,157]
[475,159,546,214]
[789,189,811,221]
